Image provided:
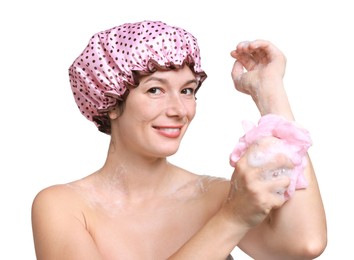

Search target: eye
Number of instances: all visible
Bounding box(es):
[147,87,163,95]
[181,88,195,96]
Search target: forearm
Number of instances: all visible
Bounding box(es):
[242,156,327,260]
[168,210,249,260]
[250,85,327,257]
[253,79,294,121]
[270,156,326,255]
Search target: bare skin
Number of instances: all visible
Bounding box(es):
[32,170,229,259]
[32,40,327,260]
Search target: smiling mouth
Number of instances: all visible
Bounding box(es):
[153,126,183,138]
[153,127,181,132]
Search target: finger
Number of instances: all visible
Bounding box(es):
[272,192,288,208]
[234,40,264,56]
[232,52,258,71]
[231,60,255,95]
[233,41,270,70]
[231,60,244,82]
[235,41,253,53]
[236,40,280,65]
[246,137,295,167]
[230,41,267,68]
[250,48,268,64]
[263,167,292,181]
[250,40,287,65]
[247,40,275,55]
[271,175,291,201]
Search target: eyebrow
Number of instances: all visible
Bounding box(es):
[142,76,198,86]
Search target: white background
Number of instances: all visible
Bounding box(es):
[1,0,352,259]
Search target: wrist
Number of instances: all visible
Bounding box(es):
[218,204,252,237]
[254,82,294,120]
[210,209,251,251]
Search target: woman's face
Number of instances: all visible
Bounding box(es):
[112,66,199,158]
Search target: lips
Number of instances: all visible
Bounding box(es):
[153,126,183,138]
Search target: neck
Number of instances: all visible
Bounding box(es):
[96,141,176,201]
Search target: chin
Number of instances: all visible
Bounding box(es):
[156,146,180,157]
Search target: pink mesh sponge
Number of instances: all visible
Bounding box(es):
[230,114,313,199]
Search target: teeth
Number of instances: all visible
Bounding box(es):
[161,128,179,132]
[154,126,181,132]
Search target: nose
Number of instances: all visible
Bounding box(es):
[165,93,188,117]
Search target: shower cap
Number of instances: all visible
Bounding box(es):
[68,20,207,134]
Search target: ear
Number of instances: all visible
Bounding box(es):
[108,107,119,120]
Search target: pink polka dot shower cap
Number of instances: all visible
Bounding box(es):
[68,20,207,134]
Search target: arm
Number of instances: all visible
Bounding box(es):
[170,40,326,260]
[230,40,327,259]
[170,139,298,260]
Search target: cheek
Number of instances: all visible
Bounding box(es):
[127,101,161,125]
[186,101,197,121]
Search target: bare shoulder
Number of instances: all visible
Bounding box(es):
[31,182,92,246]
[31,181,89,227]
[175,168,231,207]
[198,175,231,201]
[32,183,80,208]
[31,181,105,259]
[186,174,231,218]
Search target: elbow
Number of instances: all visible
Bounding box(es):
[299,233,328,259]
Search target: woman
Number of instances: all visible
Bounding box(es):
[32,20,327,259]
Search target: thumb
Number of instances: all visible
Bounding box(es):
[231,60,244,90]
[231,60,254,95]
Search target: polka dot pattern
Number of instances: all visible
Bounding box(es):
[68,20,207,133]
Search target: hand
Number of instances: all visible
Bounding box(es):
[230,40,291,117]
[230,39,286,96]
[223,137,292,228]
